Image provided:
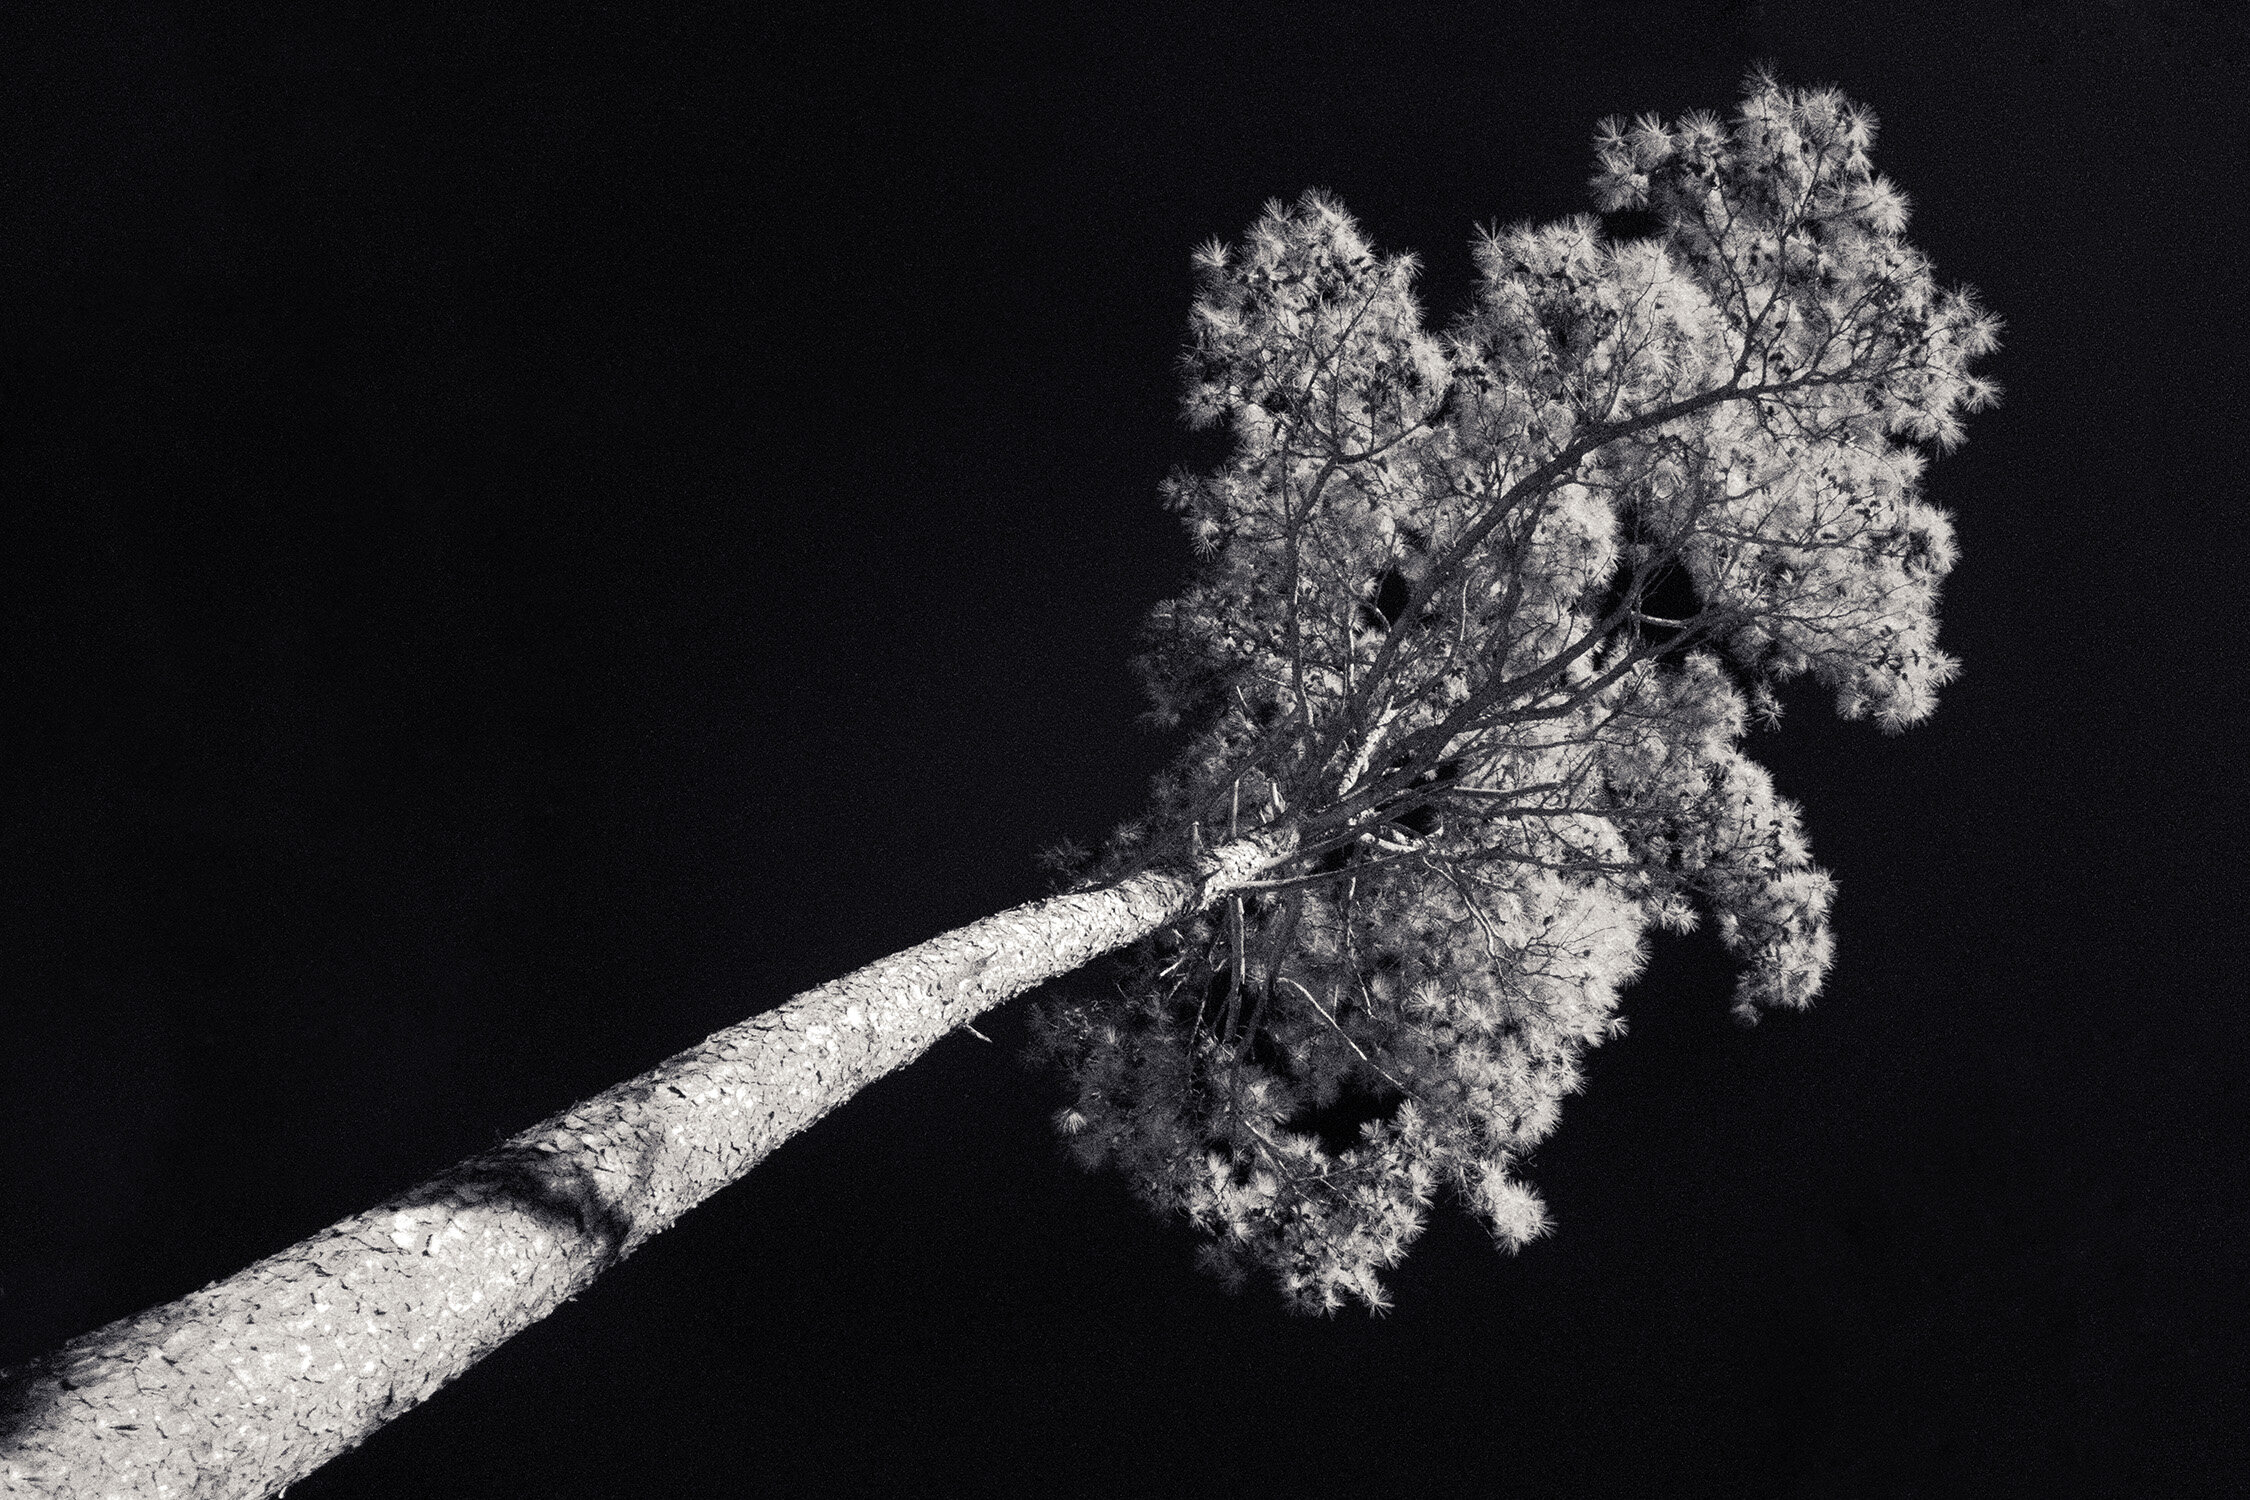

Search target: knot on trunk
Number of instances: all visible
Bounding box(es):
[1193,823,1300,904]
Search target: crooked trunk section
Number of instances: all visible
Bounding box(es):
[1,830,1294,1499]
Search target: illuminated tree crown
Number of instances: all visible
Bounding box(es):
[1028,65,2003,1314]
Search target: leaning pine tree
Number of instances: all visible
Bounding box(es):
[1,67,1998,1497]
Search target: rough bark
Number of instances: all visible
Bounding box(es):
[0,829,1295,1499]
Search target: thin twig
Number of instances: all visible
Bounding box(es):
[1280,976,1417,1100]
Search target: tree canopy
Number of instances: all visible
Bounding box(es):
[1028,66,2003,1315]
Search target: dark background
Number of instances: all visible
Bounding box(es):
[4,1,2243,1494]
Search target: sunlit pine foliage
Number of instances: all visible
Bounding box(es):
[1028,65,2002,1316]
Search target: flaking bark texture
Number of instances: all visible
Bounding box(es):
[0,830,1293,1499]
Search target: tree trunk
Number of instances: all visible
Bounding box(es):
[0,829,1295,1499]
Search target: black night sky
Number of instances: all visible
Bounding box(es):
[4,3,2244,1494]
